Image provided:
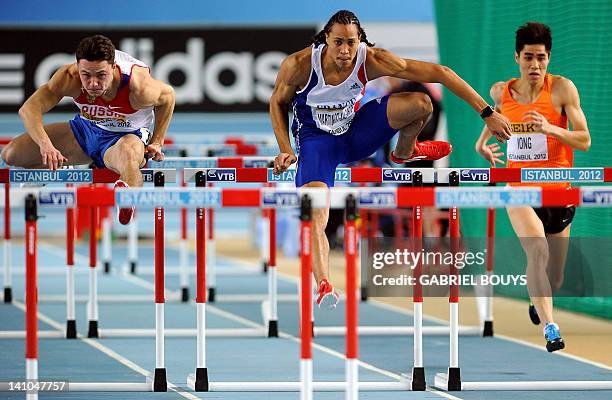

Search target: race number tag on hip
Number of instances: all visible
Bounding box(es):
[507,133,548,162]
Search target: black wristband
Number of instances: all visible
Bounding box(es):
[480,105,494,119]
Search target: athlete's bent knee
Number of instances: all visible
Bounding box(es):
[550,278,564,293]
[414,92,433,118]
[1,143,18,166]
[120,143,144,166]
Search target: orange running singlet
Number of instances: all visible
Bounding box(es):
[501,74,572,187]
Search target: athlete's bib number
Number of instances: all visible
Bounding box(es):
[315,107,355,135]
[507,133,548,162]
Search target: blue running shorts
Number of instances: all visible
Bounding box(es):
[294,95,397,187]
[69,114,148,168]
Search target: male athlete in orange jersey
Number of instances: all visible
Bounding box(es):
[475,22,591,352]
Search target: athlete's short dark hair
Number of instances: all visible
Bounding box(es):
[516,22,552,54]
[312,10,374,47]
[76,35,116,63]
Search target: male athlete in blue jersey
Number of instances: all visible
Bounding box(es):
[269,10,512,308]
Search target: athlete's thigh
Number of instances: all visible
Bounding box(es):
[103,134,145,172]
[507,206,548,255]
[45,122,92,164]
[296,133,344,187]
[345,96,397,163]
[5,122,90,166]
[2,131,46,166]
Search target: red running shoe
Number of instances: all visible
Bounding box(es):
[316,279,339,309]
[114,180,135,225]
[390,140,452,163]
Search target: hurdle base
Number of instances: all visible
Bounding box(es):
[130,261,137,274]
[268,320,278,338]
[262,261,268,274]
[410,367,426,391]
[87,320,99,338]
[66,320,77,339]
[483,320,494,337]
[181,287,190,302]
[3,287,12,303]
[151,368,167,392]
[103,261,111,274]
[187,368,209,391]
[208,287,216,303]
[360,286,368,302]
[435,368,462,391]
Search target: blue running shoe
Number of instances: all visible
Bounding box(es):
[544,323,565,352]
[529,302,541,325]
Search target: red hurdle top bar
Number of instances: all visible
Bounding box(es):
[2,167,612,184]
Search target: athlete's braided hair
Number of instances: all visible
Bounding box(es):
[311,10,374,47]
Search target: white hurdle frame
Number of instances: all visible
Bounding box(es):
[4,169,612,395]
[4,180,612,398]
[183,189,412,394]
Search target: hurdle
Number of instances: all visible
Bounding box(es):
[101,183,414,394]
[174,187,413,395]
[133,156,275,303]
[12,191,163,399]
[85,172,270,339]
[432,167,612,391]
[0,168,178,339]
[6,182,612,397]
[182,166,486,340]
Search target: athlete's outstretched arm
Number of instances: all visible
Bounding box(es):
[269,49,310,174]
[366,48,512,140]
[475,82,506,166]
[18,65,81,169]
[523,78,590,151]
[130,67,176,161]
